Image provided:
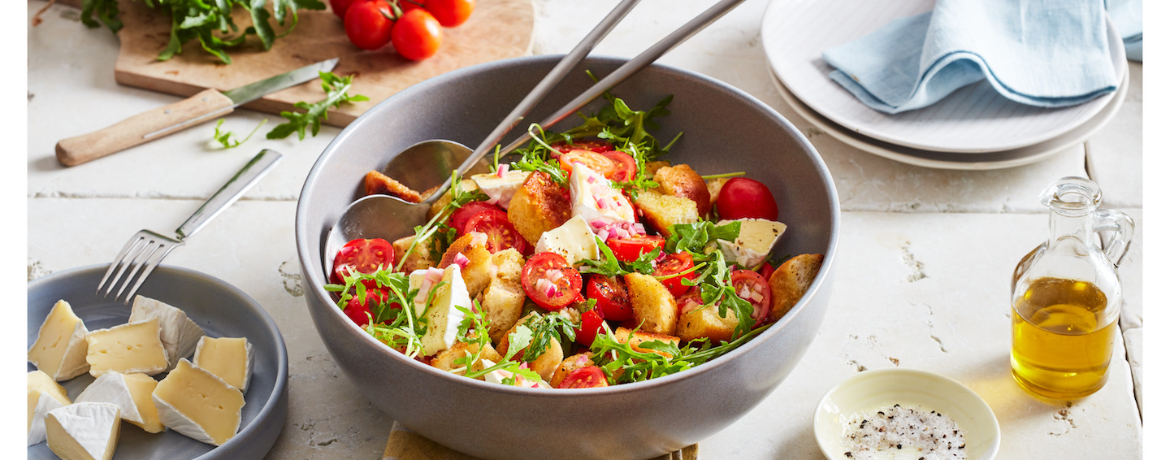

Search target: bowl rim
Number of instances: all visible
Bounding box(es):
[295,54,841,396]
[812,368,1002,460]
[26,263,290,459]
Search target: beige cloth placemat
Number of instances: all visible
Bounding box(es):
[382,422,699,460]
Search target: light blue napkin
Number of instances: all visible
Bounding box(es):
[1106,0,1142,61]
[821,0,1120,114]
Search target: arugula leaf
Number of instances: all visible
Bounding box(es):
[325,267,426,357]
[578,237,626,277]
[211,118,267,149]
[503,325,534,362]
[627,247,660,275]
[519,312,578,362]
[268,71,369,140]
[395,171,489,271]
[666,221,741,253]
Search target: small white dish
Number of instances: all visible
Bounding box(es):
[814,368,1000,460]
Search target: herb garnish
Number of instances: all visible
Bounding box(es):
[396,171,489,270]
[324,268,426,358]
[268,71,369,140]
[589,324,770,384]
[211,118,267,149]
[666,221,741,253]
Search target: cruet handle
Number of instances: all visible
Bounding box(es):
[1093,208,1135,268]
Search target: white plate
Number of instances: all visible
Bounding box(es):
[814,368,1000,460]
[768,65,1127,170]
[762,0,1127,153]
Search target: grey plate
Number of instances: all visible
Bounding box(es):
[27,264,288,460]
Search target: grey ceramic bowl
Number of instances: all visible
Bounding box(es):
[296,56,839,460]
[27,264,289,460]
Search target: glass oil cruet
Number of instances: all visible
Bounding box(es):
[1010,176,1134,400]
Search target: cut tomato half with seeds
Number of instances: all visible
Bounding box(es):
[556,366,609,388]
[730,269,772,327]
[558,149,616,178]
[332,238,395,285]
[586,275,633,322]
[521,252,582,311]
[653,252,696,297]
[463,209,527,253]
[600,151,638,182]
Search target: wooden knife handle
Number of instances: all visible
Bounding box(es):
[55,88,235,166]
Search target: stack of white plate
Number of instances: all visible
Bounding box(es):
[761,0,1128,170]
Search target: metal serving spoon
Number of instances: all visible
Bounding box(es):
[324,0,748,274]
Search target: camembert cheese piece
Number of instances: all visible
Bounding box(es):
[716,219,787,268]
[471,170,531,209]
[28,300,91,381]
[28,370,71,446]
[74,372,163,433]
[569,163,636,227]
[409,265,471,356]
[129,296,206,370]
[535,215,600,265]
[85,319,170,377]
[152,359,245,446]
[45,402,121,460]
[193,336,254,393]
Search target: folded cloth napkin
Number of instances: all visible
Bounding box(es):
[821,0,1120,114]
[1106,0,1142,61]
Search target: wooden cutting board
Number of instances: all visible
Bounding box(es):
[63,0,534,127]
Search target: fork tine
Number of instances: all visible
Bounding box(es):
[113,240,165,301]
[121,243,181,304]
[98,234,145,294]
[100,236,150,296]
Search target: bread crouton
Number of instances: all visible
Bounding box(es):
[478,249,526,343]
[431,341,502,378]
[364,170,423,203]
[645,161,671,177]
[614,327,681,359]
[633,189,700,237]
[426,179,480,220]
[507,172,571,245]
[495,312,564,382]
[706,177,729,211]
[438,232,494,297]
[654,164,711,217]
[550,352,595,388]
[769,254,825,322]
[392,235,436,272]
[676,303,740,343]
[623,273,678,335]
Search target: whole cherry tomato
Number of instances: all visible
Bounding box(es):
[575,308,605,347]
[344,288,388,326]
[332,238,395,284]
[424,0,474,27]
[330,0,362,19]
[557,366,609,388]
[605,235,665,262]
[716,177,779,220]
[521,253,583,310]
[392,9,443,60]
[653,252,696,297]
[344,0,395,51]
[586,275,633,322]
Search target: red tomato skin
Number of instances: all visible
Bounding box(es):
[729,269,773,327]
[557,366,609,388]
[758,262,775,281]
[399,0,425,13]
[653,252,697,297]
[332,238,396,285]
[606,235,665,263]
[552,140,613,154]
[717,178,779,220]
[344,1,395,51]
[463,209,527,254]
[344,289,387,326]
[575,308,605,347]
[424,0,474,27]
[392,9,443,61]
[586,275,633,322]
[558,149,616,178]
[330,0,361,19]
[449,201,503,234]
[600,151,637,182]
[521,253,583,311]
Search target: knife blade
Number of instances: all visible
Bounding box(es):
[56,58,340,167]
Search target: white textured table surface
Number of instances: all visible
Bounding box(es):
[26,0,1143,458]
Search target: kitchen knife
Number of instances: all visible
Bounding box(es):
[55,58,339,167]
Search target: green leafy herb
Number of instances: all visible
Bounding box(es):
[683,250,755,338]
[512,124,569,184]
[627,247,660,275]
[267,71,369,140]
[577,237,658,277]
[666,221,741,253]
[700,172,746,180]
[589,320,771,384]
[324,267,426,357]
[395,171,489,271]
[519,312,578,362]
[211,118,267,149]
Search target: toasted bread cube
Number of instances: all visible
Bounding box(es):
[706,177,729,211]
[645,161,671,177]
[769,254,825,321]
[478,249,526,343]
[633,189,700,237]
[364,170,424,203]
[624,273,678,335]
[426,179,480,221]
[438,233,494,297]
[676,304,740,343]
[507,172,572,245]
[392,236,436,273]
[495,312,565,382]
[614,327,681,359]
[654,164,711,217]
[550,352,595,388]
[431,341,502,379]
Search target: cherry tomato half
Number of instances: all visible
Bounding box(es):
[330,0,362,19]
[557,366,609,389]
[716,177,778,220]
[424,0,474,27]
[332,238,395,285]
[586,275,633,322]
[575,308,605,348]
[392,9,443,61]
[522,253,583,311]
[559,149,616,178]
[653,252,696,297]
[449,201,503,234]
[606,235,665,263]
[730,269,772,327]
[345,0,395,51]
[463,209,527,254]
[344,288,388,326]
[600,151,637,182]
[552,140,613,154]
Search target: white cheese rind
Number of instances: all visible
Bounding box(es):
[471,170,531,209]
[28,300,91,381]
[130,295,206,370]
[74,372,144,425]
[45,402,121,460]
[29,393,67,446]
[535,215,600,265]
[152,359,244,446]
[569,163,636,227]
[28,370,71,446]
[716,219,788,268]
[152,395,216,445]
[416,265,471,356]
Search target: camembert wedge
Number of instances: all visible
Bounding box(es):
[28,300,90,381]
[716,218,787,268]
[153,358,245,446]
[28,370,71,446]
[74,372,163,433]
[85,319,170,377]
[535,215,600,265]
[193,336,254,393]
[129,296,206,370]
[45,402,121,460]
[409,265,471,356]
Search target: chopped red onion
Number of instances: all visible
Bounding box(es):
[453,252,471,269]
[496,164,509,178]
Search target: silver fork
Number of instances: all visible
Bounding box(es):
[98,149,283,303]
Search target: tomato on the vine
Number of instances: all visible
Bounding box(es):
[330,0,362,19]
[398,0,426,13]
[344,0,395,51]
[424,0,474,27]
[653,252,696,297]
[392,9,443,60]
[462,209,527,253]
[332,238,395,284]
[521,253,583,311]
[716,177,778,220]
[606,235,665,262]
[586,275,633,322]
[556,366,609,388]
